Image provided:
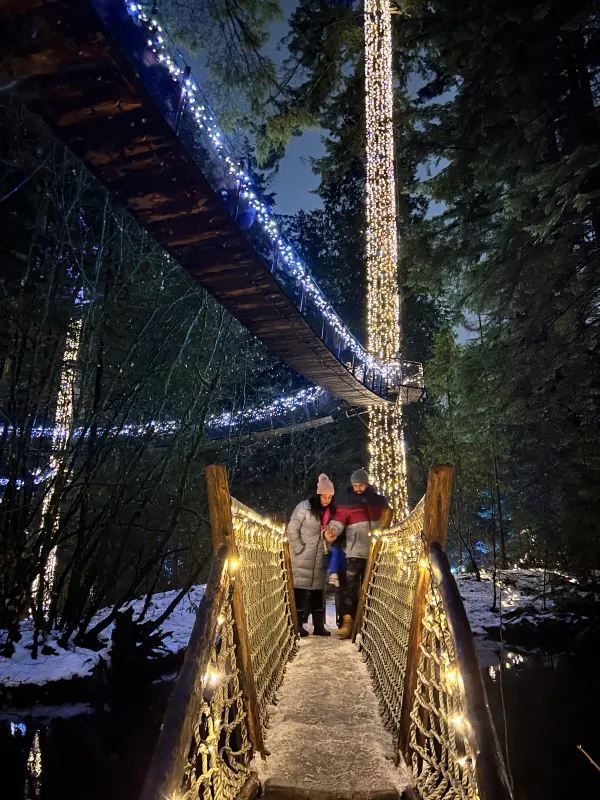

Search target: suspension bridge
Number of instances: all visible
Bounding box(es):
[1,1,512,799]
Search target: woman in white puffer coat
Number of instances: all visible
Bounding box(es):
[287,474,335,637]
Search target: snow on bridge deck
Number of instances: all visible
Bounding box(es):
[253,607,412,799]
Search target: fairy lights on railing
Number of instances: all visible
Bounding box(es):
[0,386,327,447]
[121,0,398,388]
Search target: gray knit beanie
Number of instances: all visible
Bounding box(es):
[350,468,369,485]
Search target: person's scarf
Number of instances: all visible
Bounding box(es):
[320,505,333,532]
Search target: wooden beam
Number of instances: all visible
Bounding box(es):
[204,465,266,757]
[429,543,513,800]
[398,464,454,759]
[140,545,229,800]
[282,538,299,636]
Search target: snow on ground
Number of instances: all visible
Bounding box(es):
[252,602,411,797]
[456,567,596,667]
[458,568,555,635]
[0,585,205,688]
[457,567,583,635]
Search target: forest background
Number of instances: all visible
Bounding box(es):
[0,0,598,657]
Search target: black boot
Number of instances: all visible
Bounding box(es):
[312,610,331,636]
[296,612,309,637]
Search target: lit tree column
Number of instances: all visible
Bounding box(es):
[364,0,408,518]
[33,313,83,613]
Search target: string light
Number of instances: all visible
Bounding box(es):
[204,668,222,689]
[31,314,82,611]
[227,557,240,574]
[121,3,425,404]
[122,1,407,393]
[450,713,466,731]
[0,387,328,459]
[364,0,409,518]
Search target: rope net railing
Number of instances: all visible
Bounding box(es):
[142,467,296,800]
[181,569,252,800]
[356,466,512,800]
[230,498,297,729]
[408,580,478,799]
[358,498,424,733]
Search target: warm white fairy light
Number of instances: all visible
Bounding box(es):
[364,0,408,517]
[32,315,82,612]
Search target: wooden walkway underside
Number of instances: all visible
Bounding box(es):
[0,0,391,408]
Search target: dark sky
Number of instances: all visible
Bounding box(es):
[265,1,325,216]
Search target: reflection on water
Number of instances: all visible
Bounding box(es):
[484,650,600,800]
[26,731,42,800]
[2,686,169,800]
[2,651,599,799]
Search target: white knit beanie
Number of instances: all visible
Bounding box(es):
[316,473,335,495]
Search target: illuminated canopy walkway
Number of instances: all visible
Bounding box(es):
[139,465,512,800]
[0,0,423,409]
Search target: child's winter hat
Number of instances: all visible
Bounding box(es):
[316,473,335,495]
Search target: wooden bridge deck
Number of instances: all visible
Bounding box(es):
[253,612,411,800]
[0,0,398,408]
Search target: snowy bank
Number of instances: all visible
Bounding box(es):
[0,585,204,698]
[458,567,599,665]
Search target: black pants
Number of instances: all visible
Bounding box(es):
[294,588,323,625]
[340,557,367,618]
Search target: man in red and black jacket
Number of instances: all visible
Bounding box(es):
[325,468,393,639]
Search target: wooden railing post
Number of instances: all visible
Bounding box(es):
[352,537,382,643]
[140,546,229,800]
[398,464,454,758]
[204,465,266,757]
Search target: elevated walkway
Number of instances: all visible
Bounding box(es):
[138,465,512,800]
[0,0,423,408]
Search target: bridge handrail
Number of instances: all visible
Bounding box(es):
[140,543,258,800]
[142,465,295,800]
[425,542,512,800]
[356,465,513,800]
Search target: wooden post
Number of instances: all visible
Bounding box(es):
[140,546,229,800]
[398,464,454,759]
[204,465,266,757]
[429,542,513,800]
[282,538,299,637]
[352,537,382,643]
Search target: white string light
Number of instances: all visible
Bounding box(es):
[364,0,409,517]
[122,1,407,392]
